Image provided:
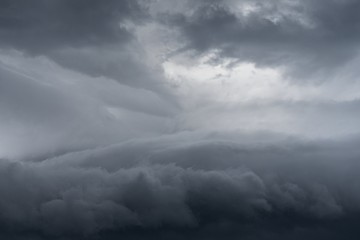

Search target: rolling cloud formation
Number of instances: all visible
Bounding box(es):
[1,1,360,239]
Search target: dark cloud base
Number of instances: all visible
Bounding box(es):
[1,134,360,240]
[3,218,360,240]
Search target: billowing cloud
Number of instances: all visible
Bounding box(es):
[1,0,360,239]
[1,132,360,239]
[156,0,360,80]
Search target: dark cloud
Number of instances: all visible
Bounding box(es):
[164,0,360,80]
[1,133,360,239]
[1,1,360,239]
[2,0,360,85]
[0,0,167,91]
[0,0,144,54]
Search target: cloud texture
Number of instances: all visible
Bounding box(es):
[1,0,360,239]
[1,133,360,240]
[162,0,360,79]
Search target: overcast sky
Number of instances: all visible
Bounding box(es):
[1,1,360,239]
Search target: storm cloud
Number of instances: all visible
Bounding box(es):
[1,0,360,239]
[2,133,360,240]
[0,0,143,53]
[159,0,360,79]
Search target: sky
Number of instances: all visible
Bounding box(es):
[1,0,360,239]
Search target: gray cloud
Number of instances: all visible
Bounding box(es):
[0,0,143,53]
[1,132,360,239]
[1,1,360,239]
[162,0,360,80]
[2,0,360,84]
[0,53,176,160]
[47,44,171,92]
[0,0,169,91]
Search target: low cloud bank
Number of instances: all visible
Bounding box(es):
[1,132,360,239]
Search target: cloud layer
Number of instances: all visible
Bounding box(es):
[1,1,360,239]
[0,0,143,53]
[161,0,360,79]
[1,132,360,240]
